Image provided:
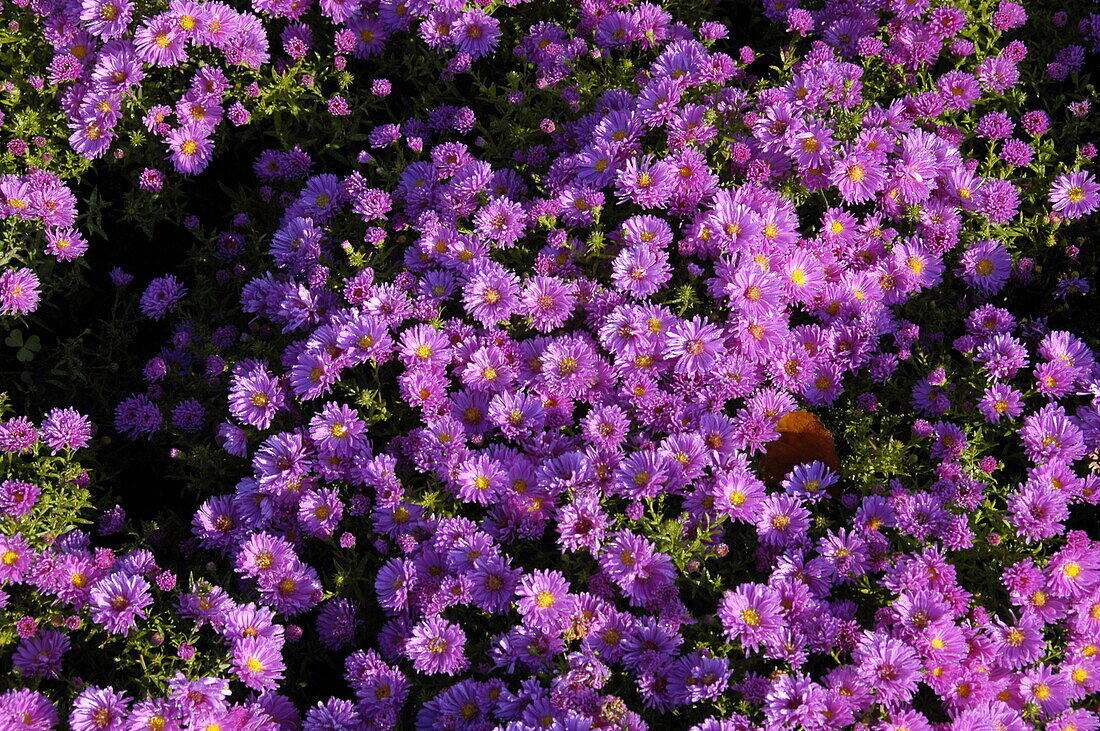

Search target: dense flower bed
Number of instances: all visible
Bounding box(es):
[1,0,1099,728]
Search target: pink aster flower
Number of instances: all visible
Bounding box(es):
[405,616,468,675]
[516,569,573,632]
[166,126,213,175]
[0,268,40,316]
[664,316,726,376]
[718,583,784,653]
[1049,171,1099,220]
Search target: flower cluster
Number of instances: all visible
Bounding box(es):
[1,0,1099,726]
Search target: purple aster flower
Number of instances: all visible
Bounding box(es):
[134,15,188,66]
[257,563,321,615]
[0,479,40,518]
[89,573,152,635]
[0,534,31,584]
[12,630,69,678]
[114,394,163,439]
[978,178,1020,224]
[80,0,133,39]
[1050,171,1100,220]
[316,598,360,651]
[468,554,520,614]
[0,267,41,316]
[831,148,885,203]
[615,155,674,209]
[171,398,205,432]
[406,616,468,676]
[664,316,726,376]
[374,557,416,614]
[166,126,213,175]
[298,487,344,538]
[452,10,500,58]
[1008,483,1069,543]
[252,430,312,489]
[0,416,39,453]
[755,493,810,548]
[719,583,784,653]
[39,408,93,453]
[612,245,671,298]
[139,275,187,320]
[781,461,838,503]
[516,569,573,632]
[232,635,286,690]
[222,603,280,643]
[989,615,1045,668]
[959,239,1011,295]
[308,402,366,458]
[45,227,89,261]
[302,698,360,730]
[473,197,525,248]
[975,334,1029,381]
[229,362,286,430]
[853,632,921,704]
[1019,404,1086,465]
[0,689,59,729]
[462,263,521,327]
[236,532,297,580]
[978,383,1023,423]
[70,686,130,731]
[521,276,575,332]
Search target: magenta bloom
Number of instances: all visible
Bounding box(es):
[232,635,286,690]
[451,10,500,58]
[308,402,366,458]
[0,479,41,517]
[405,616,468,675]
[0,267,41,316]
[228,362,286,430]
[0,689,59,729]
[521,276,575,332]
[0,533,31,582]
[831,148,885,203]
[166,126,214,174]
[134,15,188,66]
[473,197,525,247]
[853,632,921,704]
[89,573,152,635]
[45,227,89,261]
[989,615,1046,668]
[612,245,671,298]
[958,239,1011,295]
[978,383,1023,423]
[80,0,133,39]
[664,316,726,375]
[516,569,572,631]
[69,686,130,731]
[718,583,784,653]
[615,155,674,209]
[1050,171,1099,219]
[12,630,69,678]
[40,407,93,453]
[462,263,520,326]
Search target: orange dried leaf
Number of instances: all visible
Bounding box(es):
[761,410,840,486]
